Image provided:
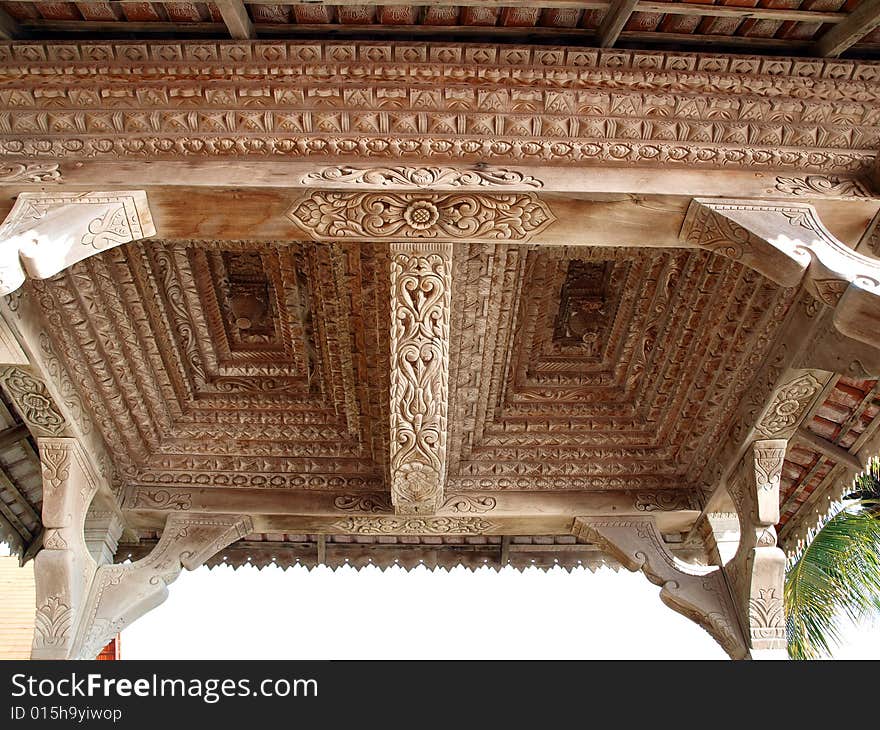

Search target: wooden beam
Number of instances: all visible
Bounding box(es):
[0,423,28,452]
[598,0,640,47]
[214,0,255,40]
[795,427,865,472]
[0,8,23,41]
[815,0,880,56]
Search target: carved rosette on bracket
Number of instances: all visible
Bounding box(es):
[389,242,452,515]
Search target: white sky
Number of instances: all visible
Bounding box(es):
[121,562,880,660]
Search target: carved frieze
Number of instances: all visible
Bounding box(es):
[331,516,495,535]
[287,192,554,242]
[0,43,878,174]
[301,166,543,189]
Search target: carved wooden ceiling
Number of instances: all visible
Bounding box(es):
[21,239,795,502]
[1,1,879,59]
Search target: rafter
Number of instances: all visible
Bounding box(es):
[0,8,23,41]
[214,0,255,39]
[598,0,640,47]
[815,0,880,57]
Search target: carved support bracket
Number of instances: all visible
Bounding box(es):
[572,515,749,660]
[723,440,789,659]
[681,198,880,350]
[31,437,251,659]
[0,191,155,297]
[389,242,452,514]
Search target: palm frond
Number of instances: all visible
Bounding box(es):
[785,457,880,660]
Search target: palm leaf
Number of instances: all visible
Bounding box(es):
[785,458,880,660]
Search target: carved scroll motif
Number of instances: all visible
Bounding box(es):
[301,166,543,188]
[389,242,452,514]
[287,192,554,242]
[333,493,393,513]
[440,494,498,513]
[0,163,62,184]
[774,175,869,198]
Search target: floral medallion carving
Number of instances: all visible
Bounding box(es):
[0,367,67,436]
[301,166,543,189]
[755,372,823,437]
[287,192,554,241]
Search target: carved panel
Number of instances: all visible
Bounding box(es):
[331,516,495,535]
[755,371,824,438]
[389,242,451,513]
[287,192,554,242]
[0,366,67,436]
[0,162,62,184]
[301,166,543,189]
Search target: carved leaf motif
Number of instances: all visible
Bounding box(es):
[748,588,786,641]
[288,192,554,241]
[40,445,71,492]
[33,595,73,648]
[81,205,134,250]
[301,166,543,188]
[634,491,699,512]
[754,446,785,492]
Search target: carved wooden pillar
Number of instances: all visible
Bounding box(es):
[572,515,749,659]
[388,242,452,514]
[0,191,154,296]
[31,439,252,659]
[723,440,788,659]
[31,438,99,659]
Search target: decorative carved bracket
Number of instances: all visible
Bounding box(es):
[722,440,788,658]
[0,191,154,297]
[31,437,251,659]
[681,198,880,349]
[389,242,451,514]
[572,515,749,660]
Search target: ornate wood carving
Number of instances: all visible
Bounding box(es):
[300,166,543,189]
[75,513,252,660]
[723,440,788,656]
[573,516,748,659]
[331,516,496,535]
[0,191,155,296]
[0,43,877,174]
[389,242,451,514]
[681,198,880,350]
[754,371,825,439]
[0,366,67,436]
[0,162,62,184]
[773,175,870,198]
[288,192,554,242]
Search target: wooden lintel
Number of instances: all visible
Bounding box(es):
[214,0,255,39]
[598,0,640,47]
[795,427,865,472]
[815,0,880,57]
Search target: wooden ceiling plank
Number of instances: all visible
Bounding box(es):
[212,0,255,39]
[598,0,640,46]
[0,424,30,453]
[0,468,40,526]
[815,0,880,57]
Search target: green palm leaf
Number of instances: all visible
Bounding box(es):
[785,458,880,660]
